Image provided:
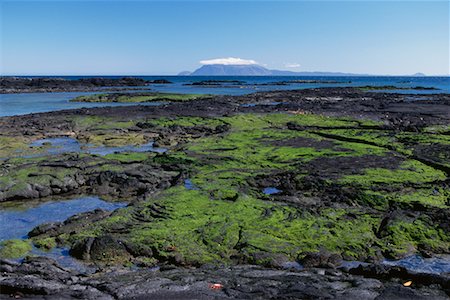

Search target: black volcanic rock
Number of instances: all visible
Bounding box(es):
[148,79,173,84]
[0,77,149,93]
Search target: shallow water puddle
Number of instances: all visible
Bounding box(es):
[184,179,199,190]
[29,137,81,155]
[26,137,167,157]
[29,246,96,273]
[0,196,126,273]
[263,187,282,195]
[0,196,126,241]
[340,255,450,275]
[87,141,167,156]
[382,255,450,275]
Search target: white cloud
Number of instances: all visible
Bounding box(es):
[285,63,301,68]
[200,57,258,65]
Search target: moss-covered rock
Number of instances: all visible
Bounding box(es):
[0,239,32,258]
[5,112,449,267]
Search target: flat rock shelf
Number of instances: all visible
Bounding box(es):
[0,87,449,299]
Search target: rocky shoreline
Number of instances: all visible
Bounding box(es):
[0,87,449,299]
[0,77,154,94]
[1,256,449,299]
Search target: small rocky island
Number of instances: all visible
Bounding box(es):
[0,87,449,299]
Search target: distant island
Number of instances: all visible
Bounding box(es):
[180,64,427,77]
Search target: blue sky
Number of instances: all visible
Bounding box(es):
[1,1,449,75]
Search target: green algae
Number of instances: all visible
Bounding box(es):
[0,136,30,158]
[104,152,152,163]
[224,113,359,128]
[126,187,380,264]
[185,114,388,198]
[33,237,57,250]
[82,133,147,147]
[340,160,447,187]
[0,136,51,159]
[315,128,410,154]
[423,124,450,134]
[147,116,226,128]
[396,132,450,146]
[6,112,448,266]
[380,218,450,258]
[71,92,209,103]
[0,239,32,258]
[71,116,136,132]
[394,187,450,208]
[152,152,196,166]
[1,156,86,201]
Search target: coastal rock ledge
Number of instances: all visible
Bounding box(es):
[0,257,449,299]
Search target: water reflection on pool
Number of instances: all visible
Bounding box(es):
[0,196,126,241]
[263,187,282,195]
[24,137,167,158]
[383,255,450,275]
[0,196,126,272]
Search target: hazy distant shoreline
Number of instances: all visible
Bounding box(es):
[2,75,449,94]
[0,77,153,94]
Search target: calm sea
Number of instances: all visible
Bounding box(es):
[1,76,449,117]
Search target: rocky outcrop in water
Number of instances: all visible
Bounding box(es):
[0,77,150,93]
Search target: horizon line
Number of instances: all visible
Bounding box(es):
[2,73,450,77]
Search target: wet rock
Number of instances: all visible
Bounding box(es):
[123,242,153,257]
[1,258,450,299]
[250,252,291,268]
[348,263,450,290]
[303,154,403,180]
[336,288,380,300]
[1,87,450,299]
[15,257,74,281]
[0,170,86,202]
[266,136,338,149]
[375,284,449,300]
[0,275,67,295]
[70,237,95,260]
[87,167,180,200]
[299,251,342,268]
[89,235,131,262]
[69,235,131,263]
[28,209,113,241]
[4,183,39,200]
[28,222,62,237]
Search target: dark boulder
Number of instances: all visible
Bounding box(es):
[69,237,95,260]
[299,251,342,268]
[89,235,131,262]
[148,79,173,84]
[69,235,131,263]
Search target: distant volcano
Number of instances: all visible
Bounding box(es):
[184,64,367,76]
[189,64,272,76]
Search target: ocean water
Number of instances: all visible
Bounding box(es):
[0,76,449,117]
[0,91,163,117]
